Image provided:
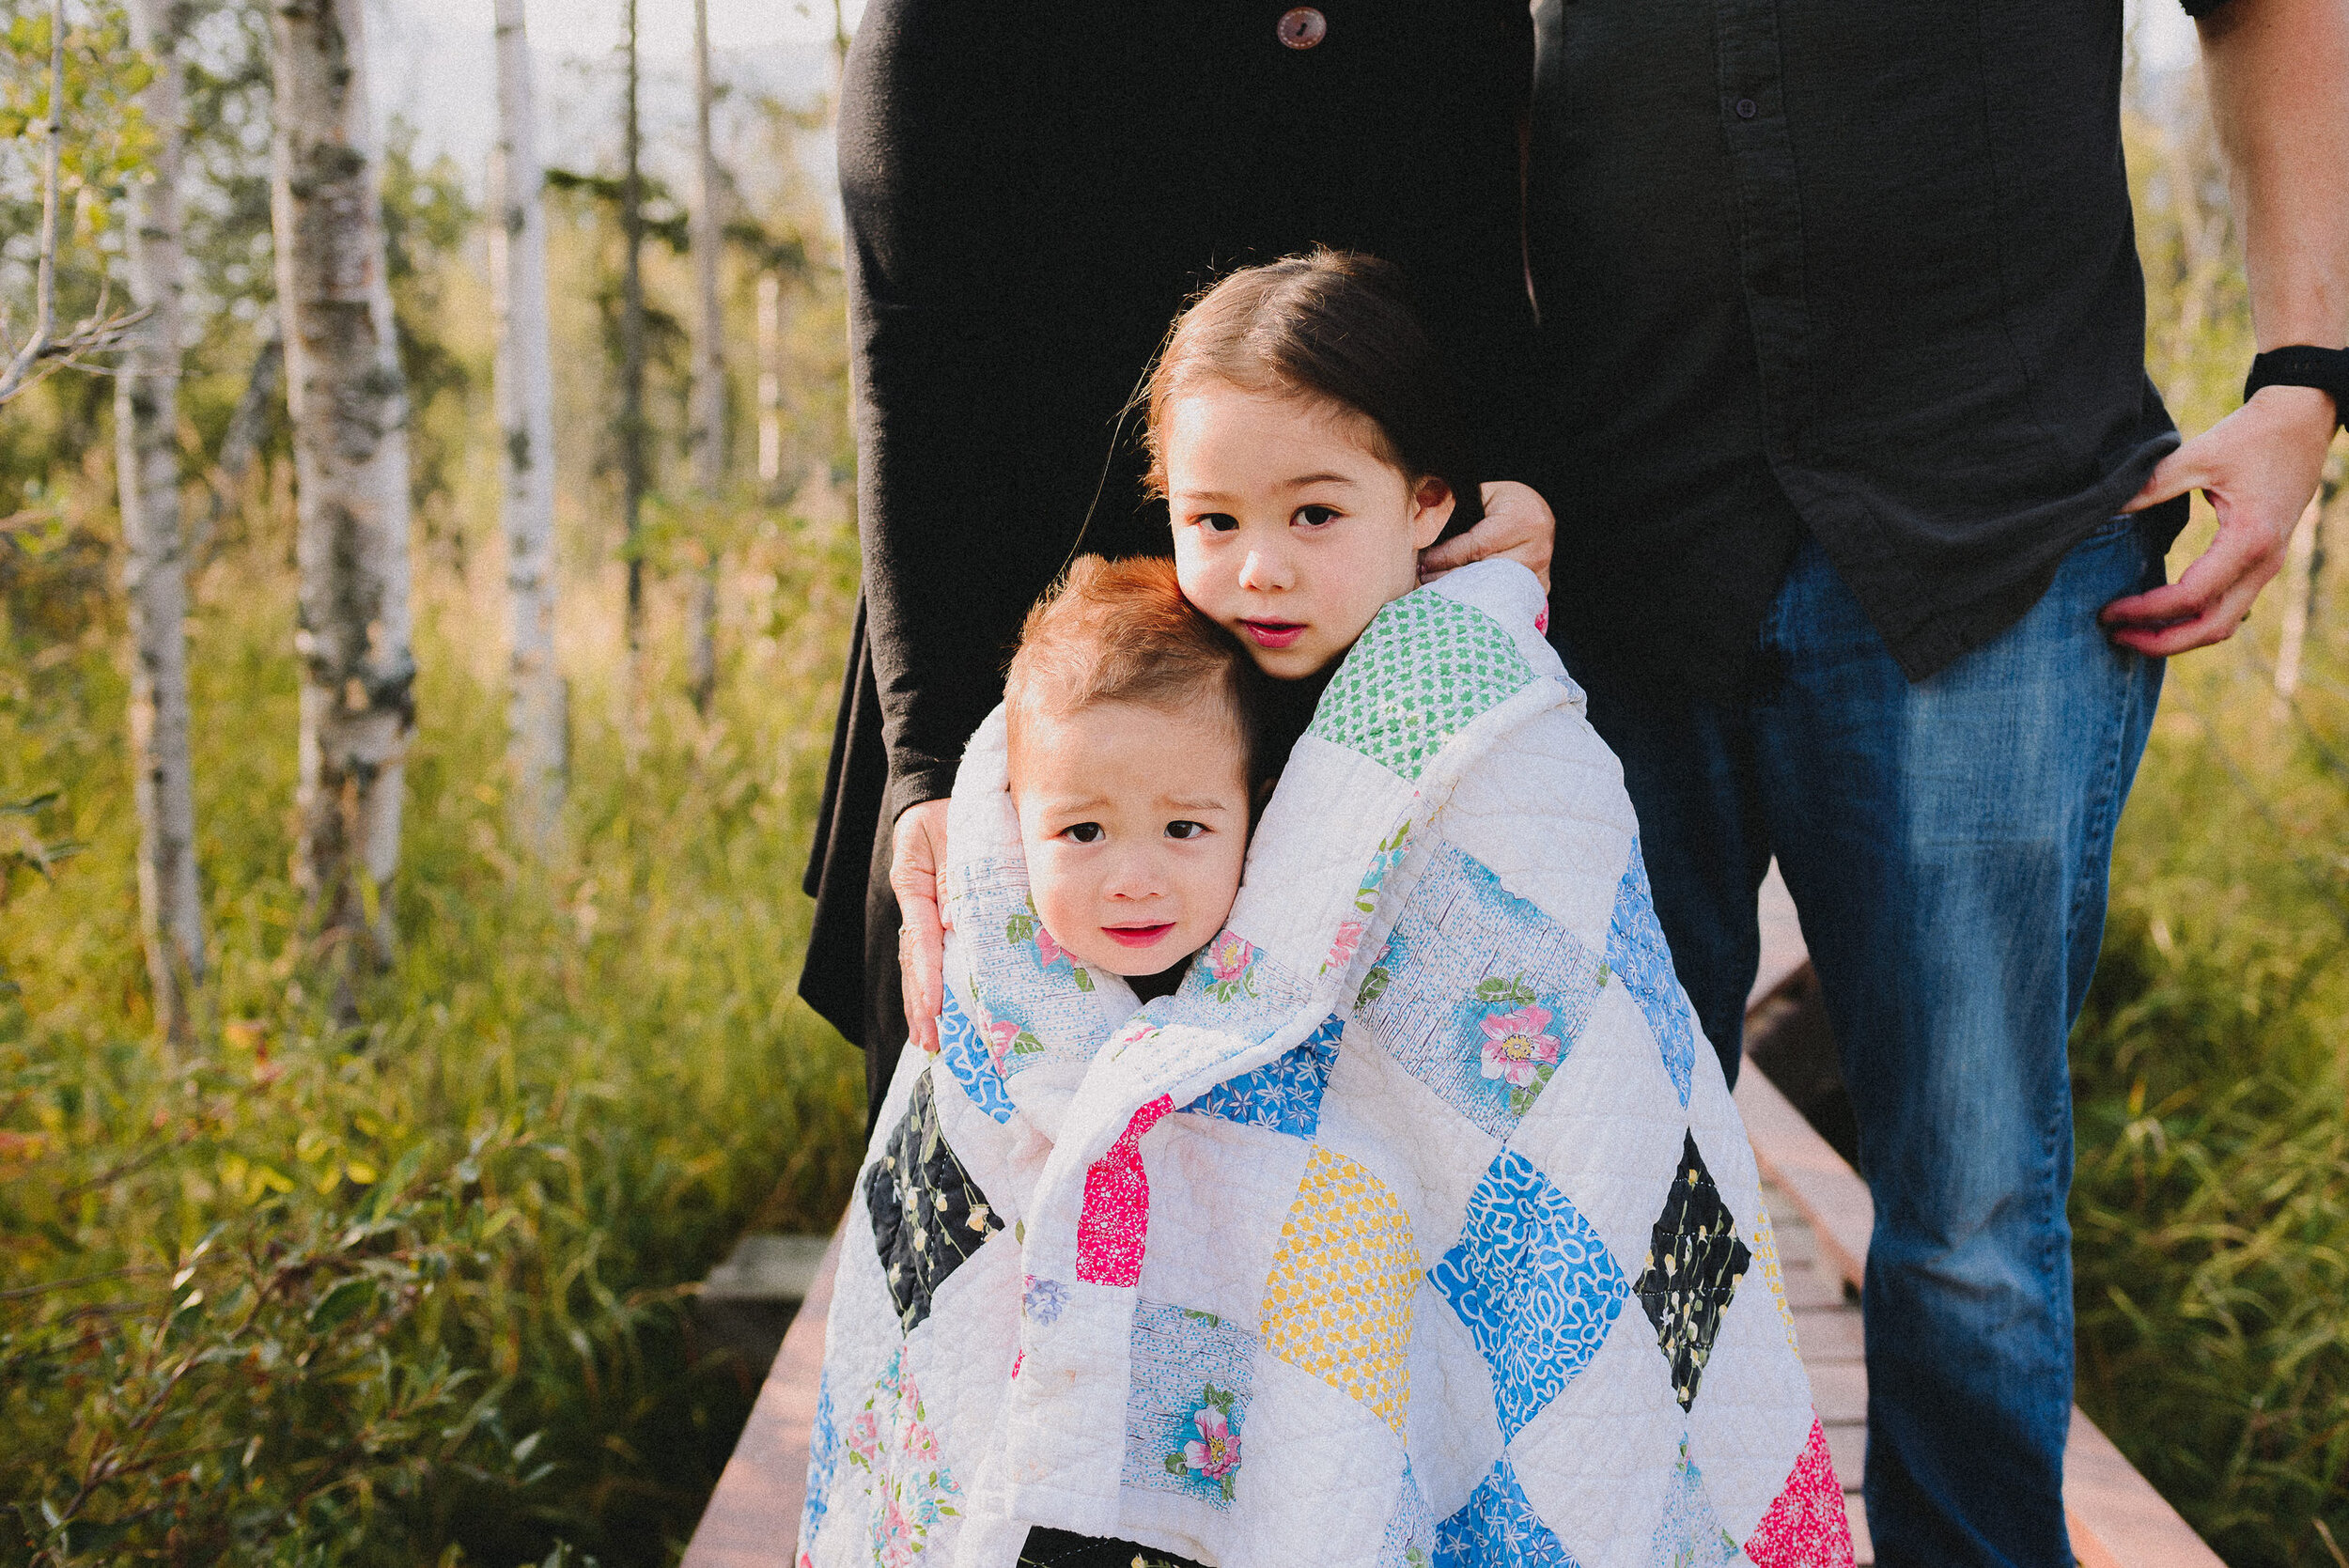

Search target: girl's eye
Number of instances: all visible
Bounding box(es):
[1165,820,1207,841]
[1295,505,1339,529]
[1199,512,1240,535]
[1063,822,1104,844]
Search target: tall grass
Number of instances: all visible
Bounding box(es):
[2068,502,2349,1568]
[0,504,866,1563]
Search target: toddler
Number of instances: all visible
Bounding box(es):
[1004,554,1268,995]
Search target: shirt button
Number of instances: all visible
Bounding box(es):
[1277,7,1328,49]
[1735,97,1758,119]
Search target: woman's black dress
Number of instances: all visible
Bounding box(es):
[800,0,1541,1125]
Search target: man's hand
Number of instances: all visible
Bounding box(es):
[1418,480,1555,591]
[890,797,953,1054]
[2102,385,2336,656]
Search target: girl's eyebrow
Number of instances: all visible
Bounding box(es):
[1172,473,1360,503]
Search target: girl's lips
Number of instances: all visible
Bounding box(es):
[1103,923,1175,948]
[1241,619,1306,649]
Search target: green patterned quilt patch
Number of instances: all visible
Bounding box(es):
[1307,590,1538,781]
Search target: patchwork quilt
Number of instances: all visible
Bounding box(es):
[797,561,1854,1568]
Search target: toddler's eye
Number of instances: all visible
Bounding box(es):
[1199,512,1240,534]
[1165,820,1208,840]
[1295,505,1339,528]
[1062,822,1104,844]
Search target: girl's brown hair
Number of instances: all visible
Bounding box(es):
[1143,249,1475,517]
[1004,555,1266,782]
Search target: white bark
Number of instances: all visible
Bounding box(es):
[686,0,723,713]
[271,0,412,966]
[2272,493,2322,707]
[755,270,781,487]
[117,0,203,1039]
[491,0,565,843]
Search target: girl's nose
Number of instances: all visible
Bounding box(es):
[1237,546,1292,593]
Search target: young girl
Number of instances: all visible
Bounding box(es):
[1150,250,1481,690]
[802,256,1849,1568]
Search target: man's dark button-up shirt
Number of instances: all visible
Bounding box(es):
[1528,0,2210,697]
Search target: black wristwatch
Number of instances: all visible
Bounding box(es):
[2243,345,2349,430]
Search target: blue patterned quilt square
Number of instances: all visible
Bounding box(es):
[1354,845,1607,1139]
[1435,1457,1580,1568]
[1181,1013,1344,1136]
[1121,1300,1259,1509]
[938,988,1017,1124]
[1602,840,1700,1107]
[1429,1149,1629,1439]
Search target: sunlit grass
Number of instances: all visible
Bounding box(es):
[1,505,865,1564]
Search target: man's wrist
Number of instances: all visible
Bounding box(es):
[2245,346,2349,430]
[2246,381,2342,442]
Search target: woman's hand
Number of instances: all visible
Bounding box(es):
[890,798,954,1053]
[1417,480,1555,592]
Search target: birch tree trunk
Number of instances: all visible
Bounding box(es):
[116,0,203,1041]
[755,269,781,489]
[271,0,413,973]
[685,0,723,713]
[491,0,565,843]
[2272,491,2324,709]
[619,0,647,657]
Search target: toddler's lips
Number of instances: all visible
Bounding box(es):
[1241,619,1306,650]
[1103,923,1175,949]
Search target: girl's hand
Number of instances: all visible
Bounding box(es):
[1418,480,1554,592]
[890,798,954,1053]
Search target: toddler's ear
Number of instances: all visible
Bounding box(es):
[1250,774,1278,826]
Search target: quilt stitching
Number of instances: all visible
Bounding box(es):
[1653,1438,1741,1568]
[1309,592,1539,781]
[938,988,1017,1125]
[1635,1133,1753,1412]
[1430,1148,1628,1439]
[1603,841,1700,1107]
[1120,1301,1258,1509]
[1260,1144,1419,1436]
[1075,1095,1174,1286]
[1182,1012,1345,1136]
[1355,845,1608,1139]
[863,1071,1003,1332]
[1435,1457,1581,1568]
[1377,1462,1435,1568]
[1742,1421,1855,1568]
[843,1344,962,1567]
[799,1369,840,1563]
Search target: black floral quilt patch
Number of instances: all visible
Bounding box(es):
[864,1070,1003,1333]
[1634,1131,1752,1411]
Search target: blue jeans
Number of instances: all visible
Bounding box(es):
[1574,520,2164,1568]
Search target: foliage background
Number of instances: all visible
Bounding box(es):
[2,4,864,1562]
[0,5,2343,1567]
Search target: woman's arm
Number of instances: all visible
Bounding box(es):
[1419,480,1555,590]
